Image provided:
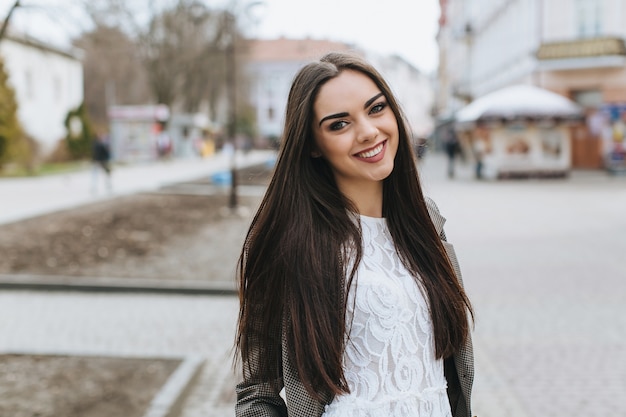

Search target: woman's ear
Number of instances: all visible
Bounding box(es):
[311,150,322,158]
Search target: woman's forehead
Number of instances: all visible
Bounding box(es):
[314,70,381,113]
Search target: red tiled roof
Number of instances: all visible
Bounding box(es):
[247,37,359,62]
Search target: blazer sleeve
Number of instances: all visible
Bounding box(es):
[235,310,288,417]
[236,378,287,417]
[425,197,475,417]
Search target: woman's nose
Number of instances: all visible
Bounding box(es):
[356,118,378,142]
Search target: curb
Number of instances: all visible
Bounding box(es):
[0,274,237,296]
[144,355,206,417]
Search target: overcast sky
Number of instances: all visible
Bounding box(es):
[1,0,440,73]
[251,0,440,73]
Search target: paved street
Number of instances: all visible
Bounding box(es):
[420,156,626,416]
[1,153,625,416]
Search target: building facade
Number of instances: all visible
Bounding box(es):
[0,32,84,157]
[367,53,435,139]
[437,0,626,169]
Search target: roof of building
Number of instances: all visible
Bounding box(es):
[2,27,83,61]
[247,37,358,63]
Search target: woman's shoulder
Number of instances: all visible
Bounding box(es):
[424,197,447,239]
[424,197,440,214]
[424,197,445,222]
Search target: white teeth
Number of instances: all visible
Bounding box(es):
[357,143,384,158]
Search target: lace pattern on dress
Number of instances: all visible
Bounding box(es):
[323,215,452,417]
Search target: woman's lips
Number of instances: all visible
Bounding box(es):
[354,140,387,162]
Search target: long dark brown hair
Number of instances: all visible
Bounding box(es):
[235,52,473,401]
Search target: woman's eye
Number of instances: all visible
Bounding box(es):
[330,121,348,131]
[370,102,386,114]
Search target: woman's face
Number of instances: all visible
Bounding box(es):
[312,70,399,196]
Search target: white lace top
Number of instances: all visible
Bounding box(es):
[322,215,452,417]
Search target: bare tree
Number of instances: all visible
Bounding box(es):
[177,8,228,114]
[75,0,229,115]
[136,1,244,115]
[7,0,254,128]
[73,24,152,130]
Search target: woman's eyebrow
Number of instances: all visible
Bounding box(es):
[319,112,349,127]
[364,92,384,109]
[318,92,385,127]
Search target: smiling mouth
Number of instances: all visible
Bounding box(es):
[355,141,386,158]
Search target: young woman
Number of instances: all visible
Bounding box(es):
[235,52,474,417]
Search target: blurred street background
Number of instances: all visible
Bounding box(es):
[1,0,626,416]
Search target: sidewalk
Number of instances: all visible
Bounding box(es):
[0,150,275,226]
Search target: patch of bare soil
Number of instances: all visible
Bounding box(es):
[0,163,272,417]
[0,164,272,281]
[0,354,180,417]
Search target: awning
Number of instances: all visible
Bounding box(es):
[455,84,583,130]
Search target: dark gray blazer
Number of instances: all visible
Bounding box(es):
[236,198,474,417]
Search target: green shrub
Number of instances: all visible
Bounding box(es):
[64,103,94,160]
[0,55,29,171]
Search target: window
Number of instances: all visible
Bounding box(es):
[573,90,603,108]
[24,70,33,99]
[264,75,275,96]
[576,0,602,38]
[54,76,62,101]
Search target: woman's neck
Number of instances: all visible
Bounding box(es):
[339,181,384,218]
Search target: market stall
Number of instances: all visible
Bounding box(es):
[108,105,170,162]
[599,103,626,174]
[455,85,583,179]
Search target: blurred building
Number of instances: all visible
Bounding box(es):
[437,0,626,170]
[245,37,355,144]
[0,31,84,157]
[245,38,434,145]
[366,53,435,139]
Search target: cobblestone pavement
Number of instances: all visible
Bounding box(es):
[1,154,625,417]
[0,291,239,415]
[420,156,626,417]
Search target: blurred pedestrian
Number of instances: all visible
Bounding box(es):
[156,122,172,159]
[444,127,460,178]
[416,136,428,159]
[91,132,112,193]
[473,138,485,180]
[235,52,474,417]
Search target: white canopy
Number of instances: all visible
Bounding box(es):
[455,84,583,127]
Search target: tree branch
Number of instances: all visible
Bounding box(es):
[0,0,21,41]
